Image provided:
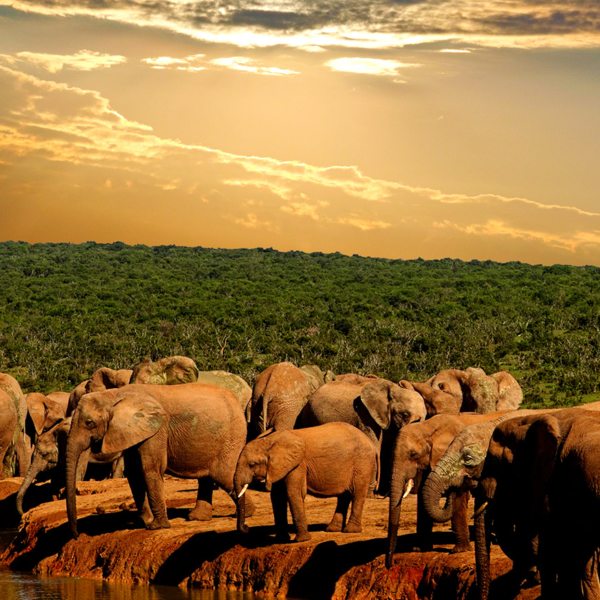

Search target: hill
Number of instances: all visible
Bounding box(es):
[1,241,599,406]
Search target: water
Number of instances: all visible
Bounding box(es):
[0,528,253,600]
[0,571,255,600]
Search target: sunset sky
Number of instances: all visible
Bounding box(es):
[1,1,599,265]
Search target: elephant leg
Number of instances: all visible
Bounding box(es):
[345,486,367,534]
[450,490,472,553]
[581,545,600,600]
[285,467,310,542]
[188,477,213,521]
[416,492,434,552]
[15,433,32,477]
[137,437,169,529]
[124,449,151,525]
[270,481,290,542]
[326,493,350,532]
[111,455,125,479]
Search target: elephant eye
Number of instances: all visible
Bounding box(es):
[462,449,479,466]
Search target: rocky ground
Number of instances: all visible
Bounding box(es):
[0,476,540,599]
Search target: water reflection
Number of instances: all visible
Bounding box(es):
[0,571,254,600]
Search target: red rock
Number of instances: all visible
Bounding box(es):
[0,477,540,598]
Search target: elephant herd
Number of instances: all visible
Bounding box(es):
[2,357,599,599]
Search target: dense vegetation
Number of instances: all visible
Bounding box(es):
[1,241,599,407]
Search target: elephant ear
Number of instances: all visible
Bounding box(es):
[266,431,305,490]
[464,367,499,413]
[89,367,117,392]
[520,414,561,509]
[102,393,167,455]
[26,393,47,436]
[360,380,392,430]
[491,371,523,410]
[43,397,67,431]
[164,356,199,384]
[116,369,134,387]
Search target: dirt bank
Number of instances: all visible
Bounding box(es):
[0,477,539,599]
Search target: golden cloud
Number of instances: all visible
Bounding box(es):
[211,57,299,76]
[0,50,126,72]
[325,57,420,79]
[1,62,600,264]
[142,54,206,71]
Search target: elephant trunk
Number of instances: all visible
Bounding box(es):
[65,429,90,538]
[386,474,409,568]
[16,452,47,515]
[421,470,455,523]
[234,466,252,533]
[474,499,491,600]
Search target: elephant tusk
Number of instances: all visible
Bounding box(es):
[402,478,414,499]
[474,500,489,518]
[237,484,249,499]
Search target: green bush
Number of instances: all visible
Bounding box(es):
[1,241,599,406]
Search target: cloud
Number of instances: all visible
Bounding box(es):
[142,54,206,72]
[210,56,299,76]
[0,49,126,72]
[141,53,298,76]
[325,57,420,79]
[7,1,600,50]
[1,63,600,264]
[337,216,393,231]
[434,219,600,254]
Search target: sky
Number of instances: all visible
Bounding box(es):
[0,1,599,265]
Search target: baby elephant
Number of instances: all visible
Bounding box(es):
[235,422,376,542]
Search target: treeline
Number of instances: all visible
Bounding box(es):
[1,241,599,407]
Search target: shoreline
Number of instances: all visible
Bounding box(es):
[0,477,537,599]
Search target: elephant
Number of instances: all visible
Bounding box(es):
[402,367,523,415]
[66,382,249,537]
[196,370,252,416]
[297,377,427,494]
[248,362,333,438]
[385,411,513,567]
[420,401,600,599]
[25,391,69,439]
[0,388,19,478]
[0,372,30,476]
[67,367,133,415]
[234,422,376,542]
[16,417,72,515]
[129,356,199,385]
[473,407,600,600]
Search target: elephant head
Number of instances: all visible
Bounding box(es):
[16,417,71,515]
[235,431,305,494]
[130,356,199,385]
[25,392,69,438]
[87,367,134,392]
[421,416,507,524]
[386,422,433,566]
[358,379,427,434]
[234,431,305,531]
[66,389,167,537]
[403,368,523,415]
